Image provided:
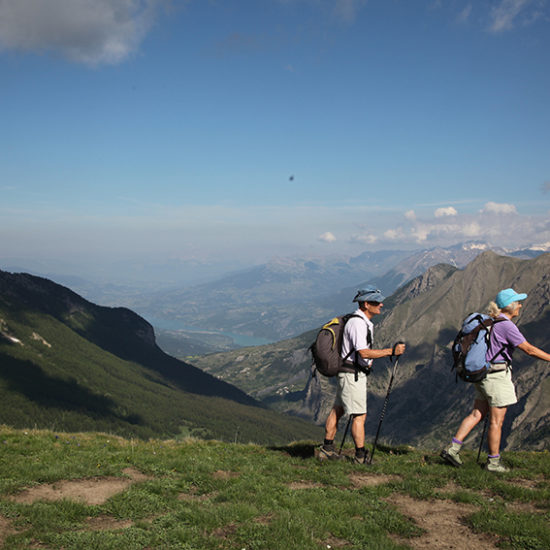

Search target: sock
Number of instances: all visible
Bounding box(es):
[355,446,366,458]
[452,437,463,446]
[323,439,334,448]
[488,454,500,459]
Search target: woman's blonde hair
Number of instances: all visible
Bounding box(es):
[487,300,518,318]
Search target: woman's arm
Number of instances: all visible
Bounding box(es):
[517,341,550,362]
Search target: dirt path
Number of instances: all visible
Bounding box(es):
[349,471,400,488]
[386,494,500,550]
[9,467,150,506]
[0,516,15,546]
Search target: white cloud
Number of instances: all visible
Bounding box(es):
[350,232,378,245]
[405,210,416,221]
[384,228,404,240]
[434,206,458,217]
[0,0,159,66]
[319,231,337,243]
[456,4,473,24]
[482,202,517,215]
[461,222,482,237]
[488,0,532,32]
[410,224,430,243]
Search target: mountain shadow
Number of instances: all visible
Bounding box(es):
[0,353,144,426]
[0,270,257,407]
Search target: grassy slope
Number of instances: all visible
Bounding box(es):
[0,301,322,446]
[0,427,548,549]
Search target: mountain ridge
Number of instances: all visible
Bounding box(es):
[0,269,321,444]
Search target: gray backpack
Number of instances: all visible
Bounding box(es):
[310,314,371,377]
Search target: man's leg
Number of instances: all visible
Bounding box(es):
[351,413,366,449]
[324,405,344,441]
[351,413,367,462]
[319,406,345,460]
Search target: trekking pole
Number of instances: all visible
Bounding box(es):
[339,415,353,455]
[368,341,404,465]
[476,415,488,464]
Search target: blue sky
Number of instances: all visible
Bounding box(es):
[1,0,549,284]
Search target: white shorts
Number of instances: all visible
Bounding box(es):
[334,372,367,415]
[474,368,517,408]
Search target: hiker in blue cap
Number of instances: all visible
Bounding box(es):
[442,288,550,472]
[320,286,406,464]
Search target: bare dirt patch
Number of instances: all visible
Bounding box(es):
[210,522,239,539]
[386,494,500,550]
[323,535,351,548]
[0,516,16,546]
[506,477,545,490]
[10,467,151,506]
[84,516,134,531]
[349,472,400,488]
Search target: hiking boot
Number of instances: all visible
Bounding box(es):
[318,445,344,461]
[484,457,509,473]
[440,444,463,467]
[352,454,368,465]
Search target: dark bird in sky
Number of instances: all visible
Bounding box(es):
[289,175,294,181]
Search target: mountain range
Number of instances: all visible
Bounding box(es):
[191,251,550,451]
[7,242,547,350]
[140,242,546,353]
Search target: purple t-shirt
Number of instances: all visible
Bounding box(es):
[486,315,526,364]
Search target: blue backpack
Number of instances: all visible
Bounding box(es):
[451,313,505,383]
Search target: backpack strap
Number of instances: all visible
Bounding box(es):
[340,316,373,379]
[485,317,509,367]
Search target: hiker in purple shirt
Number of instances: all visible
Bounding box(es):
[441,288,550,472]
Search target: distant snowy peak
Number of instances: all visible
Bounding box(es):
[367,241,549,297]
[460,242,489,251]
[518,242,550,252]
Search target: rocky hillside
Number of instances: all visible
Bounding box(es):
[193,252,550,451]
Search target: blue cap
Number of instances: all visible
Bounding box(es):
[353,286,385,303]
[496,288,527,309]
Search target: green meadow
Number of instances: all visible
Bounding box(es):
[0,426,548,549]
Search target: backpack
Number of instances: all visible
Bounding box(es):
[310,314,371,377]
[451,313,505,383]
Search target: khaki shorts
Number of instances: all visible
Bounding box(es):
[474,368,517,408]
[334,372,367,415]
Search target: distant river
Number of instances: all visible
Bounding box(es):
[144,316,273,348]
